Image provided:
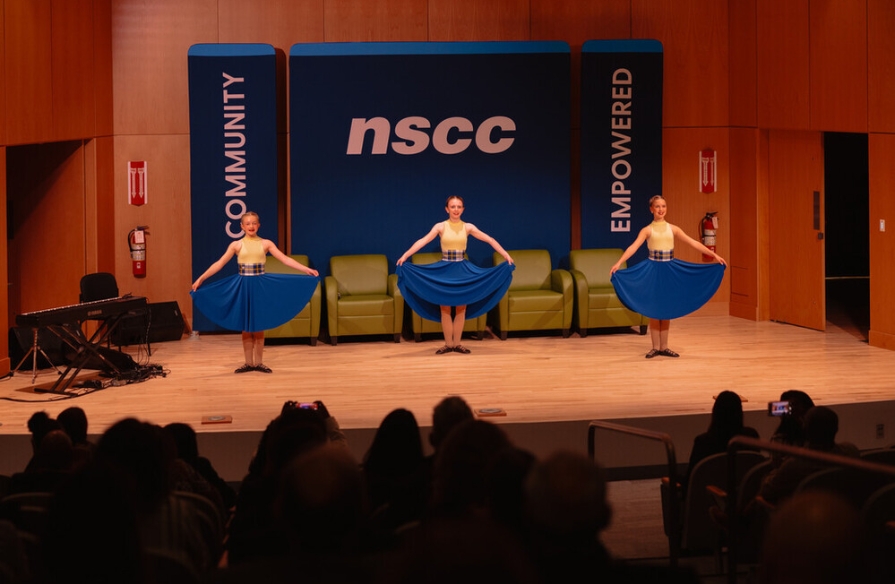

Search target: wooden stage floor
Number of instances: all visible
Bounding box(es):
[2,313,894,481]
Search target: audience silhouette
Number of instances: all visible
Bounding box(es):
[2,396,891,584]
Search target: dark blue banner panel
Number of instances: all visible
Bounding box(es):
[289,41,571,275]
[188,44,280,331]
[580,40,663,263]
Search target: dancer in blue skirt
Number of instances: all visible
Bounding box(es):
[397,196,514,355]
[191,212,319,373]
[610,195,726,359]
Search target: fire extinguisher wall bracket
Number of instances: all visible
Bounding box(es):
[699,213,718,262]
[129,226,148,277]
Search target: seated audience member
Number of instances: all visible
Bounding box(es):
[97,418,221,576]
[362,408,428,539]
[57,406,96,469]
[227,404,331,565]
[23,411,62,471]
[8,428,73,494]
[758,491,869,584]
[384,515,539,584]
[758,406,859,506]
[524,450,700,584]
[38,459,146,584]
[428,419,515,520]
[209,444,367,584]
[164,422,236,513]
[684,390,760,490]
[428,396,474,456]
[769,390,815,449]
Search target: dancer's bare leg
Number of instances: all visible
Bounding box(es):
[452,305,467,347]
[440,306,454,348]
[251,331,265,365]
[241,332,255,365]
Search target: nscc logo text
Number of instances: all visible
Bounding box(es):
[346,116,516,155]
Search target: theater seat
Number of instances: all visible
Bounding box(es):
[491,249,572,340]
[325,254,404,345]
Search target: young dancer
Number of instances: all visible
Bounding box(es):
[610,195,726,358]
[191,212,319,373]
[396,196,514,355]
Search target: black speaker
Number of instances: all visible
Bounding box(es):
[111,301,185,347]
[146,301,186,343]
[8,326,66,370]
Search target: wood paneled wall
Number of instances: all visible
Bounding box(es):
[756,0,810,130]
[868,0,895,133]
[0,147,7,372]
[3,0,895,371]
[869,134,895,350]
[808,0,867,132]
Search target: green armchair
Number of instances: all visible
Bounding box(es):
[409,252,486,342]
[492,249,573,340]
[325,254,404,345]
[569,248,648,337]
[263,254,322,345]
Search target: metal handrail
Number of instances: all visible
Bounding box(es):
[587,420,680,565]
[725,436,895,584]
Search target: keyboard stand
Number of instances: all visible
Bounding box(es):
[34,314,130,395]
[11,327,64,383]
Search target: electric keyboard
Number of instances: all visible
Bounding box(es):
[16,295,148,328]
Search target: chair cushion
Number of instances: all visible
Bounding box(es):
[337,295,395,317]
[330,255,389,296]
[508,289,565,312]
[588,290,629,310]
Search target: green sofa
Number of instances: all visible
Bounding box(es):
[569,248,648,337]
[263,254,322,345]
[408,252,487,342]
[325,254,403,345]
[492,249,573,340]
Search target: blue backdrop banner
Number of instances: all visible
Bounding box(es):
[188,44,280,331]
[580,40,663,263]
[289,41,571,275]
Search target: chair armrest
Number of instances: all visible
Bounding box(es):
[309,282,322,337]
[551,269,574,329]
[751,495,776,512]
[325,276,339,333]
[706,484,728,511]
[570,269,589,329]
[388,273,404,333]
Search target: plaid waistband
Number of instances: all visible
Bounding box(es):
[239,263,265,275]
[442,250,465,262]
[649,250,674,262]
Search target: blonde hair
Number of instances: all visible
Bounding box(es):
[240,211,260,223]
[648,195,665,208]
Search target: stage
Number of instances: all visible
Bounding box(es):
[2,313,894,482]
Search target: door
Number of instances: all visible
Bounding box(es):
[768,130,825,330]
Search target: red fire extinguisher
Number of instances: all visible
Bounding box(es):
[699,213,718,262]
[129,226,149,277]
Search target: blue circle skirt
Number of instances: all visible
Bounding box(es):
[610,259,725,321]
[397,260,515,322]
[191,273,319,333]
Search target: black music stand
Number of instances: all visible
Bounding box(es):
[11,327,64,383]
